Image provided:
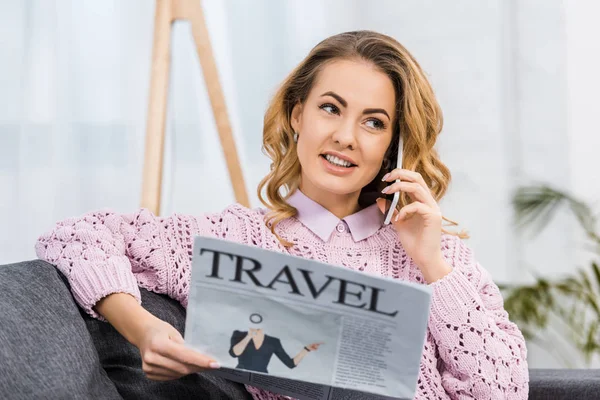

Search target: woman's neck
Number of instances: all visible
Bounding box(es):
[298,183,361,219]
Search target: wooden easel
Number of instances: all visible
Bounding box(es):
[140,0,249,215]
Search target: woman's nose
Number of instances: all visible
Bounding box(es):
[332,122,357,149]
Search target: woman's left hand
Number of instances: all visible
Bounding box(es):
[376,169,452,284]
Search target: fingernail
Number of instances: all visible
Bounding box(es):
[381,186,390,194]
[209,362,221,369]
[381,173,390,181]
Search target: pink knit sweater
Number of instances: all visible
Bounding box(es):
[35,204,528,399]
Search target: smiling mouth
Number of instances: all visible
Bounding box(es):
[320,154,357,168]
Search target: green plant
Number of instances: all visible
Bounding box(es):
[502,184,600,364]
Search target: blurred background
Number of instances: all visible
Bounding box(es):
[1,0,600,370]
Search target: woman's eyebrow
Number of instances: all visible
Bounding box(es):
[321,91,347,107]
[363,108,390,120]
[320,91,390,120]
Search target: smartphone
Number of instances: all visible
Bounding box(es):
[383,136,403,225]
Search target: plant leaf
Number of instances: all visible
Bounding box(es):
[513,185,599,245]
[510,183,600,360]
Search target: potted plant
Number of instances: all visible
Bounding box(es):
[502,184,600,365]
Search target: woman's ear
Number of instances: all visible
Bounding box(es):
[290,103,303,133]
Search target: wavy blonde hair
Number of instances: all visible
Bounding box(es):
[257,30,467,246]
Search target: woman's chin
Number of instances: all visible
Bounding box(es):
[301,169,370,197]
[314,176,363,196]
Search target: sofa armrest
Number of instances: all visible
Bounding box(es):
[529,368,600,400]
[0,260,122,399]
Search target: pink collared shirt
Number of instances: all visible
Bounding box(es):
[35,189,529,399]
[286,189,385,242]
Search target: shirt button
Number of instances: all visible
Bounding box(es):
[336,223,346,233]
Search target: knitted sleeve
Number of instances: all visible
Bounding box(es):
[427,234,529,399]
[35,205,255,320]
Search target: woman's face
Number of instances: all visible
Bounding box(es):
[291,59,396,202]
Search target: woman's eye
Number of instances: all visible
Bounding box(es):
[365,118,386,130]
[319,103,339,115]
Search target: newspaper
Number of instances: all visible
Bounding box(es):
[184,236,432,400]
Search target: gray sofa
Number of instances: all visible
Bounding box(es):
[0,260,598,399]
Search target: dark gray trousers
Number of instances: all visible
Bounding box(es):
[0,260,251,400]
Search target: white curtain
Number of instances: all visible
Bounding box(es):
[0,0,154,262]
[2,0,600,367]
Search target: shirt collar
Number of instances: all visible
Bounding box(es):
[286,189,385,242]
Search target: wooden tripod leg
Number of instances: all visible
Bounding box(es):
[184,0,250,207]
[141,0,250,214]
[140,0,173,215]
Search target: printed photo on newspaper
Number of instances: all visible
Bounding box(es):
[184,236,432,400]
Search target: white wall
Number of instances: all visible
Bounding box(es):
[566,0,600,217]
[561,0,600,369]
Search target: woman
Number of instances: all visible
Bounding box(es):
[228,313,322,374]
[36,30,529,399]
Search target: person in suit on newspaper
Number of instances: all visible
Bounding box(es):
[228,313,322,374]
[36,30,529,399]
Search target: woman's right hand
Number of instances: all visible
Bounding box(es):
[305,342,323,352]
[136,318,220,381]
[95,293,219,382]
